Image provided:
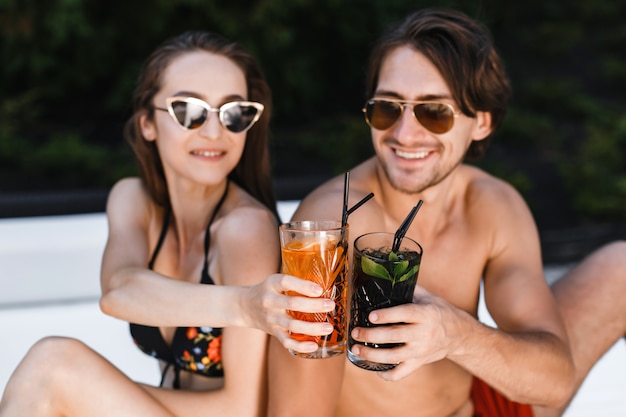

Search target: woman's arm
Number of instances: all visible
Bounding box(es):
[99,177,242,327]
[99,178,333,350]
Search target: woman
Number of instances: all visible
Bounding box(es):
[0,31,331,416]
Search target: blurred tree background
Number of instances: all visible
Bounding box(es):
[1,0,625,247]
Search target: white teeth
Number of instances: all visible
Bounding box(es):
[395,149,429,159]
[192,150,222,157]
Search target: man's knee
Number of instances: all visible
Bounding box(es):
[584,240,626,280]
[596,240,626,262]
[562,240,626,281]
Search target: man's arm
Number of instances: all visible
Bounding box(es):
[350,181,575,407]
[455,187,574,406]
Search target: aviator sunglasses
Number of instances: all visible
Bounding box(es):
[155,96,264,133]
[363,98,460,134]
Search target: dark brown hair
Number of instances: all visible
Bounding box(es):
[366,8,512,160]
[124,31,276,215]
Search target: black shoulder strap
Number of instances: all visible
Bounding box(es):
[201,181,230,284]
[148,209,171,270]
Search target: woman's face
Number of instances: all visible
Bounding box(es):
[141,50,249,190]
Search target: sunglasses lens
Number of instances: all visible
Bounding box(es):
[221,103,261,133]
[414,103,454,134]
[170,101,207,129]
[365,100,402,130]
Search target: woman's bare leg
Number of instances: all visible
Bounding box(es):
[534,240,626,417]
[0,336,175,417]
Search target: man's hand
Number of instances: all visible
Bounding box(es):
[349,285,467,381]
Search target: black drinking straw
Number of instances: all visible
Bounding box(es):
[392,200,424,253]
[341,171,375,228]
[346,192,374,217]
[341,171,350,227]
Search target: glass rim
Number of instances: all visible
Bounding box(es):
[279,219,347,232]
[354,231,422,257]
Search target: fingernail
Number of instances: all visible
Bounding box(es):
[311,284,323,295]
[322,324,333,333]
[351,345,360,355]
[351,328,359,338]
[369,312,378,323]
[323,300,335,309]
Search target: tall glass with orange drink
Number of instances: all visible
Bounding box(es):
[279,220,349,359]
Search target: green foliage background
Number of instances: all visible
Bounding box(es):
[1,0,625,227]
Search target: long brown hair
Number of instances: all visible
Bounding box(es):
[366,8,512,160]
[124,31,277,216]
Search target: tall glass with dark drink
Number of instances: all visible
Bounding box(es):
[347,232,422,371]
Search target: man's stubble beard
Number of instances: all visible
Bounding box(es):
[379,156,463,195]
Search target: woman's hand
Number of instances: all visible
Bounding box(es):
[240,273,335,352]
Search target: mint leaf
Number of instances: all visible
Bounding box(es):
[388,251,400,262]
[361,256,392,281]
[393,260,409,277]
[397,265,419,283]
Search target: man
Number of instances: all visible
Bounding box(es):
[267,8,626,417]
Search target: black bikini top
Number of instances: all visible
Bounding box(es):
[129,182,229,388]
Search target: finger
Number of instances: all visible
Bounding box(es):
[351,324,409,344]
[275,332,320,353]
[368,303,418,325]
[350,343,405,367]
[287,319,334,336]
[274,274,325,297]
[282,294,335,313]
[268,310,333,337]
[287,340,321,353]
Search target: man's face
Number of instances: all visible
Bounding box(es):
[370,45,491,194]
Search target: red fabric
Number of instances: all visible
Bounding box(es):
[471,377,534,417]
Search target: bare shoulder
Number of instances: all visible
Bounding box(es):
[101,178,156,278]
[461,165,539,257]
[106,177,154,228]
[107,177,142,202]
[219,200,279,240]
[296,159,378,221]
[463,165,531,218]
[214,185,280,285]
[215,187,278,249]
[296,175,345,220]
